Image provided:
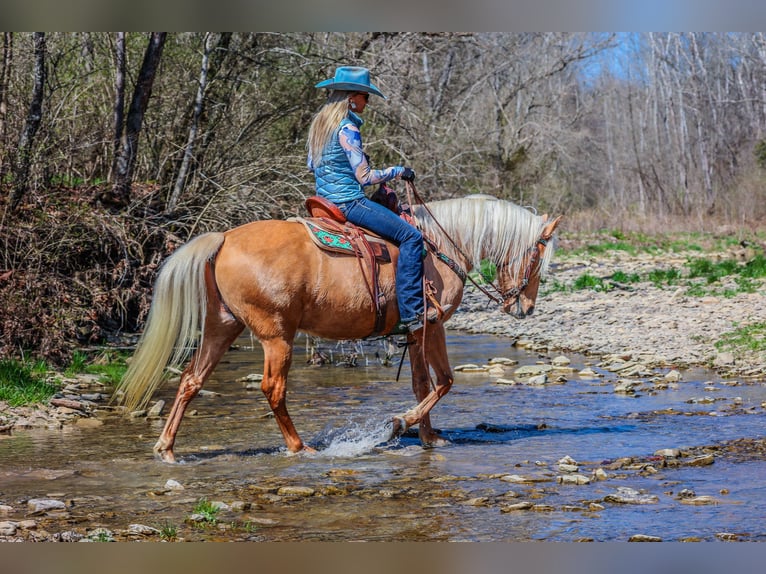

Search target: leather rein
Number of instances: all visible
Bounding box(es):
[405,181,548,306]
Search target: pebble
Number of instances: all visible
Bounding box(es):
[0,521,17,536]
[680,496,719,505]
[500,501,534,512]
[128,524,160,535]
[557,474,590,485]
[654,448,681,458]
[684,454,715,466]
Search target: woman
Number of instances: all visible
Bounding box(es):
[307,66,436,333]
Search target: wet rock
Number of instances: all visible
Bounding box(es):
[75,418,103,429]
[488,357,518,366]
[680,495,719,505]
[614,380,637,394]
[684,454,715,466]
[0,505,13,516]
[629,534,662,542]
[557,474,590,485]
[592,468,608,481]
[716,532,741,541]
[27,499,66,513]
[454,364,487,372]
[494,378,517,386]
[558,463,579,473]
[526,374,548,386]
[578,367,598,378]
[654,448,681,458]
[0,521,17,536]
[604,487,659,505]
[277,486,315,497]
[147,400,165,417]
[499,474,552,484]
[500,501,534,512]
[514,364,553,377]
[164,479,184,490]
[462,497,490,506]
[552,355,571,367]
[664,370,682,382]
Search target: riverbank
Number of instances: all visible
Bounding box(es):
[449,243,766,378]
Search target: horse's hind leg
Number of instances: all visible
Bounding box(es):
[393,325,453,447]
[154,290,244,462]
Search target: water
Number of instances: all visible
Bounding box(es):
[1,331,765,541]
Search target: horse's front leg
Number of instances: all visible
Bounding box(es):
[260,337,313,453]
[392,325,453,446]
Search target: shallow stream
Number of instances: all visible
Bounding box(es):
[1,331,765,541]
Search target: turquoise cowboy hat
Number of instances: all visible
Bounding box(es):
[315,66,386,99]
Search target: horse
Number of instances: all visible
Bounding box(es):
[114,193,561,462]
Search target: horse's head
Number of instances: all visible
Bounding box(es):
[497,214,562,319]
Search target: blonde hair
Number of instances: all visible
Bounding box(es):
[307,90,353,165]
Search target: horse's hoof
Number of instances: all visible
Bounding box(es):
[154,449,176,464]
[390,416,408,438]
[421,436,451,449]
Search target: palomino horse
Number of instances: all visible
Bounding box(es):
[115,194,561,462]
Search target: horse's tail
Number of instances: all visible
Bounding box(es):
[113,232,226,413]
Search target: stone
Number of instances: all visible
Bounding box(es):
[0,505,13,516]
[664,369,682,382]
[128,524,160,535]
[514,364,553,377]
[500,501,533,512]
[654,448,681,458]
[75,418,104,429]
[684,454,715,467]
[27,499,66,513]
[147,400,165,417]
[680,496,719,505]
[0,521,17,536]
[557,474,590,485]
[552,355,571,366]
[604,487,659,505]
[629,534,662,542]
[277,486,315,497]
[164,479,184,490]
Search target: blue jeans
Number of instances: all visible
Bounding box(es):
[339,197,424,322]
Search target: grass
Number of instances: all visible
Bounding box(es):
[65,350,128,385]
[190,498,220,526]
[159,522,178,541]
[0,359,58,406]
[715,322,766,353]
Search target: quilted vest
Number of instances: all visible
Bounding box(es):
[312,112,365,204]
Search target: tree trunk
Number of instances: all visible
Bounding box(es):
[0,33,12,180]
[10,32,45,210]
[167,32,214,211]
[110,32,126,180]
[109,32,166,206]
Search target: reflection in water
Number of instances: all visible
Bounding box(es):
[1,330,765,541]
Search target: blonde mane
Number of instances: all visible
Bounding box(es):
[414,195,556,278]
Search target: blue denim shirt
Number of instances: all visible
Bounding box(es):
[308,111,403,204]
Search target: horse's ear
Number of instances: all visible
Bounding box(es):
[542,215,563,239]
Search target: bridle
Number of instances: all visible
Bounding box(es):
[497,236,550,301]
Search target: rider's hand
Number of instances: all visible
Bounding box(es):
[401,167,416,182]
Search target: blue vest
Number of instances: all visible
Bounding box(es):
[312,112,365,204]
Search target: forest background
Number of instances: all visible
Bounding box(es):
[1,31,766,364]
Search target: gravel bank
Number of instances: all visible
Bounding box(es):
[450,249,766,377]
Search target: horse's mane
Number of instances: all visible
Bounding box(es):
[413,194,556,277]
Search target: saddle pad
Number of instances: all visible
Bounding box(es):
[293,217,391,262]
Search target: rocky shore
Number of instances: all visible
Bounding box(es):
[450,247,766,378]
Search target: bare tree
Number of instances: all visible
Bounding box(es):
[108,32,166,206]
[167,32,215,211]
[0,33,12,180]
[10,32,45,210]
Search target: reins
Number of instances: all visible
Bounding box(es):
[405,181,505,305]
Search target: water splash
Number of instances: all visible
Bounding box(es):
[310,418,399,458]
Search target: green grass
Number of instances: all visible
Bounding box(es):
[159,522,178,541]
[611,270,641,284]
[0,359,58,406]
[715,322,766,353]
[190,498,220,526]
[65,350,128,385]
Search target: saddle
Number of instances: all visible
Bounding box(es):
[297,195,393,335]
